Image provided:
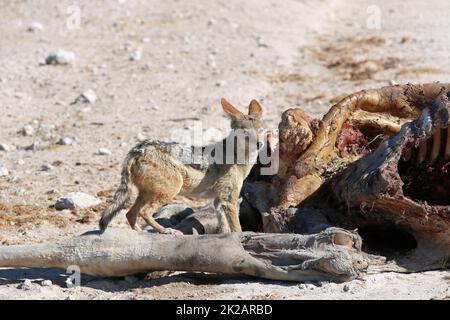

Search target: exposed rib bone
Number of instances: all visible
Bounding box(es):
[417,140,427,164]
[446,128,450,160]
[430,125,441,163]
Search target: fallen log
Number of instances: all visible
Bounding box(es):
[0,228,367,282]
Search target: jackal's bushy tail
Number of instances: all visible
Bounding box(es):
[99,152,135,233]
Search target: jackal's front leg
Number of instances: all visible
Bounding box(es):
[214,199,241,233]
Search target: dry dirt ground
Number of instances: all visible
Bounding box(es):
[0,0,449,299]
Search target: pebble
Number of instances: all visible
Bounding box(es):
[22,125,34,136]
[0,143,10,151]
[389,79,399,85]
[130,50,142,61]
[136,133,146,141]
[15,189,26,196]
[165,64,175,70]
[0,165,9,177]
[17,159,25,165]
[24,141,41,151]
[55,192,101,210]
[58,137,74,146]
[27,22,43,32]
[18,279,33,290]
[343,284,350,292]
[45,49,76,65]
[41,280,53,287]
[72,89,97,104]
[97,147,112,155]
[39,124,55,133]
[207,54,216,68]
[41,163,54,171]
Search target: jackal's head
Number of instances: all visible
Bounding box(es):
[220,98,263,135]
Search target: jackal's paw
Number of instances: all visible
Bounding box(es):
[163,228,184,235]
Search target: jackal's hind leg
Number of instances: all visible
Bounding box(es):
[140,197,183,235]
[125,194,146,231]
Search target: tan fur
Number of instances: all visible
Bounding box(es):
[99,98,264,234]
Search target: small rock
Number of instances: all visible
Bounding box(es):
[55,192,101,210]
[39,124,55,133]
[389,79,399,86]
[58,137,74,146]
[45,49,76,65]
[0,165,9,177]
[15,189,26,196]
[28,22,43,32]
[17,159,25,165]
[22,125,34,136]
[97,147,112,155]
[0,143,11,151]
[343,284,350,292]
[165,64,175,70]
[207,54,216,68]
[18,279,33,290]
[41,163,54,171]
[130,50,142,61]
[136,133,146,141]
[41,280,52,287]
[24,141,41,151]
[72,89,97,104]
[255,36,269,48]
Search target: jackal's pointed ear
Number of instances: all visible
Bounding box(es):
[221,98,244,120]
[248,99,262,117]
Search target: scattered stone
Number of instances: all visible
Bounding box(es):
[41,280,53,287]
[39,124,55,133]
[18,279,33,290]
[58,137,74,146]
[15,189,26,196]
[45,49,76,65]
[27,22,43,32]
[17,159,25,165]
[389,79,399,86]
[72,89,97,104]
[207,54,216,68]
[55,192,101,210]
[0,143,10,151]
[136,133,146,141]
[343,284,350,292]
[0,165,9,177]
[215,80,227,87]
[97,147,112,155]
[41,163,54,171]
[255,36,269,48]
[24,141,41,151]
[22,125,34,136]
[130,50,142,61]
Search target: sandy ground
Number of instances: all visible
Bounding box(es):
[0,0,449,299]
